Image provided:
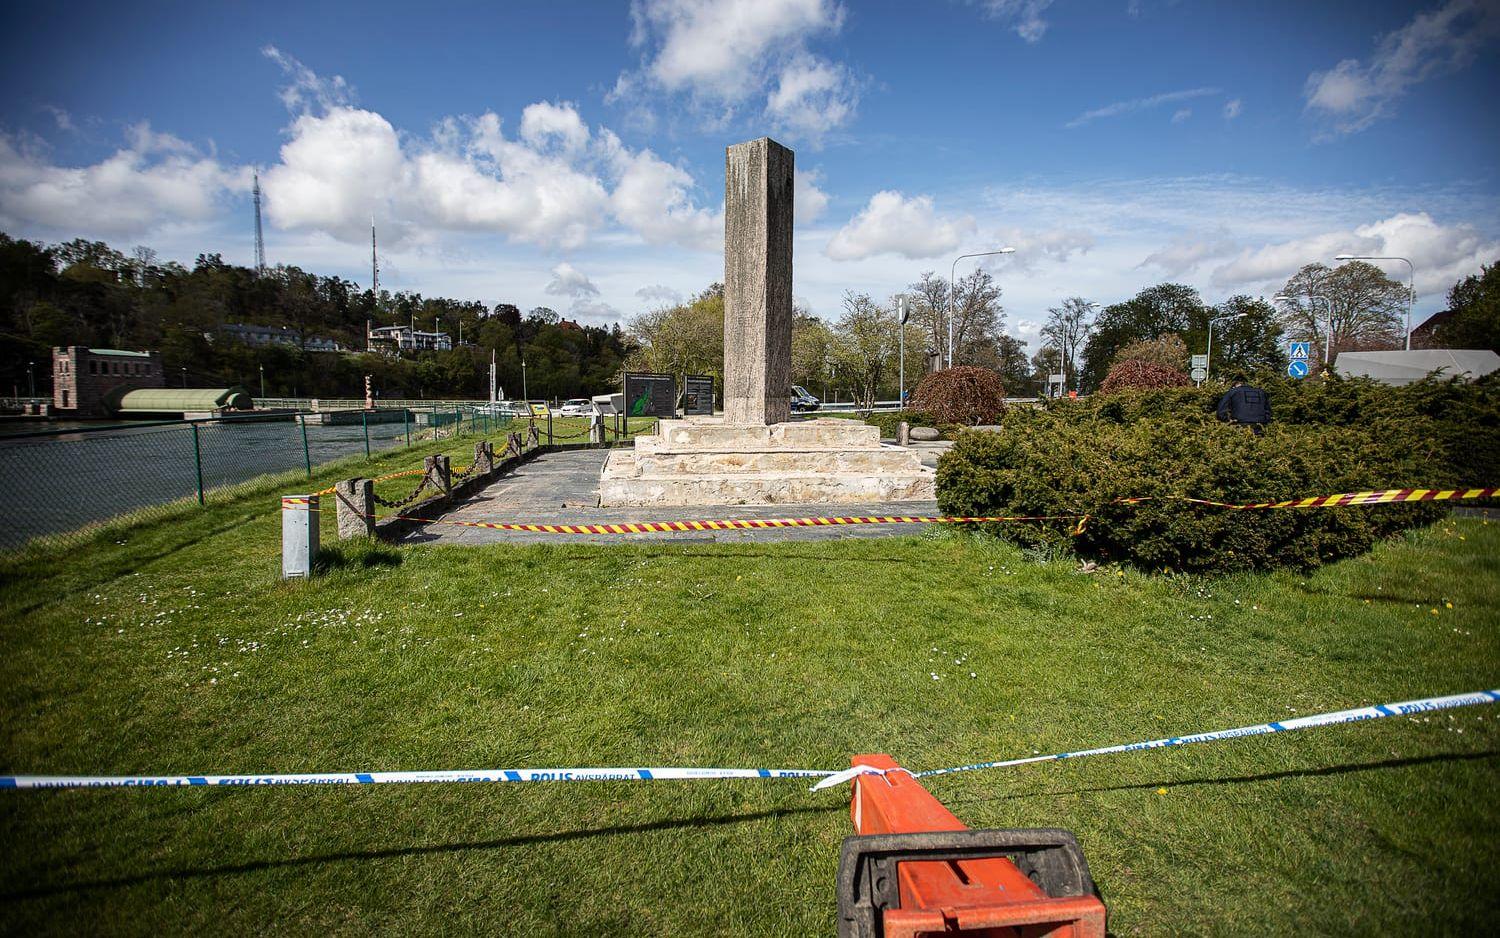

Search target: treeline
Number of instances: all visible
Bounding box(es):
[0,233,629,401]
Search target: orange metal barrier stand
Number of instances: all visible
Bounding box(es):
[839,754,1106,938]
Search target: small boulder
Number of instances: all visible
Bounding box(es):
[909,426,941,442]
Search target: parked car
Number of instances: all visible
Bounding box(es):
[477,401,533,419]
[791,385,821,413]
[559,398,596,417]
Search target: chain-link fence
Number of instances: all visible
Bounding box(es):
[0,408,528,552]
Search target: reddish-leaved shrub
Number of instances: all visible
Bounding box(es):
[1098,359,1192,394]
[912,366,1007,425]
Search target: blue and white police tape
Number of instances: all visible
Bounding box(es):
[7,689,1496,793]
[1,766,831,791]
[810,688,1500,791]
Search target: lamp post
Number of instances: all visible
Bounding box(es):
[1274,292,1334,365]
[27,361,35,398]
[897,295,909,408]
[259,364,265,398]
[521,358,528,403]
[1334,254,1415,350]
[948,248,1015,368]
[180,367,187,388]
[1062,302,1099,394]
[1206,312,1247,379]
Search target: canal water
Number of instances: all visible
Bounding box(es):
[0,418,412,549]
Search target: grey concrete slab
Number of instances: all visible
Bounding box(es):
[396,447,943,545]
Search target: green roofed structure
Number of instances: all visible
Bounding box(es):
[105,387,254,418]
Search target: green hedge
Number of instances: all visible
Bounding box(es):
[1044,373,1500,487]
[936,406,1453,573]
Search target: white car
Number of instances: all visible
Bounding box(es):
[559,398,596,417]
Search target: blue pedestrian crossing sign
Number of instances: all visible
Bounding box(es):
[1288,341,1311,360]
[1288,359,1310,379]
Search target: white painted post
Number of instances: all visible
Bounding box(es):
[281,494,319,579]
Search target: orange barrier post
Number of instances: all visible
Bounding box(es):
[839,754,1105,938]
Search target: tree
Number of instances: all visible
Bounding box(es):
[1040,297,1095,392]
[950,268,1005,367]
[1435,260,1500,351]
[1199,295,1286,378]
[623,286,724,390]
[905,272,949,373]
[1276,262,1405,362]
[830,291,898,409]
[1113,334,1188,371]
[791,311,835,394]
[1079,283,1203,391]
[994,334,1032,396]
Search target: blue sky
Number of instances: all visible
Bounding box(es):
[2,0,1497,349]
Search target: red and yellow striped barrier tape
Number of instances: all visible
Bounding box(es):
[314,467,430,497]
[1115,486,1498,511]
[387,513,1085,535]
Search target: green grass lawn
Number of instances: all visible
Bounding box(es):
[1,440,1497,935]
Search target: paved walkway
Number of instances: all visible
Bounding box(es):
[397,448,943,545]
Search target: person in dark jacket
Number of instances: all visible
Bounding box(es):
[1216,376,1270,433]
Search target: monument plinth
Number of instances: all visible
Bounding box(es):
[599,137,935,508]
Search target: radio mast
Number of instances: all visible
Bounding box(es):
[370,216,380,309]
[252,170,267,276]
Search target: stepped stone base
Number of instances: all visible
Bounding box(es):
[599,417,936,507]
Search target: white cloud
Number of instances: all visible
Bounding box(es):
[1066,87,1221,128]
[979,0,1055,43]
[262,45,355,113]
[989,225,1095,270]
[603,134,721,249]
[1304,0,1498,137]
[0,123,241,237]
[765,55,858,139]
[1223,98,1242,120]
[1210,212,1499,297]
[519,101,591,153]
[1139,234,1238,278]
[254,53,718,253]
[825,190,975,261]
[795,167,829,224]
[544,262,600,298]
[636,283,684,305]
[1171,108,1192,124]
[618,0,858,141]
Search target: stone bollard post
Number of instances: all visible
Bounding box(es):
[508,432,521,458]
[897,421,911,446]
[589,412,604,445]
[474,440,494,475]
[281,494,319,579]
[334,478,376,538]
[425,454,452,495]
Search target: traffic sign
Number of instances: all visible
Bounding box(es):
[1190,354,1208,370]
[1191,366,1207,383]
[1288,341,1311,360]
[1288,359,1310,379]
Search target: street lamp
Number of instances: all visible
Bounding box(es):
[259,364,265,398]
[1062,302,1100,394]
[1334,254,1415,351]
[27,361,35,398]
[1274,292,1334,365]
[521,357,528,403]
[1205,312,1247,380]
[948,248,1015,367]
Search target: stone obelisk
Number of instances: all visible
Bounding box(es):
[598,136,935,507]
[723,138,794,426]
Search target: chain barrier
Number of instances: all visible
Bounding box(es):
[372,475,432,510]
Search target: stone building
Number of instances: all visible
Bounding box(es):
[52,346,165,417]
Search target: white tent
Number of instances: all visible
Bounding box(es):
[1333,349,1500,386]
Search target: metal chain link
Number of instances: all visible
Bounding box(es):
[372,475,431,509]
